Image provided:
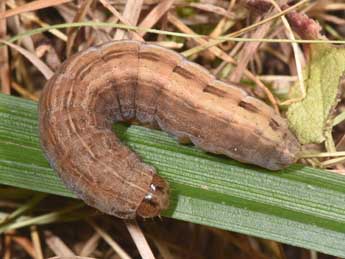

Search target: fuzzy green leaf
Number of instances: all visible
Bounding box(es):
[287,44,345,144]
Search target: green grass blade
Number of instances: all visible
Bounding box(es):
[1,93,345,256]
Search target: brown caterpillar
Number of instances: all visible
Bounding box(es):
[38,40,300,219]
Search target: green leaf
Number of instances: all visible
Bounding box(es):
[1,93,345,257]
[287,44,345,144]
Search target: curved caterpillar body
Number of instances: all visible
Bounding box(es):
[39,40,300,219]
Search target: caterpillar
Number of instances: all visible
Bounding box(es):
[38,40,300,219]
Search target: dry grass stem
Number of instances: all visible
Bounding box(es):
[0,1,11,94]
[113,0,143,40]
[31,226,44,259]
[125,220,156,259]
[88,220,131,259]
[0,40,53,79]
[44,230,75,257]
[79,233,101,257]
[0,0,72,19]
[138,0,175,37]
